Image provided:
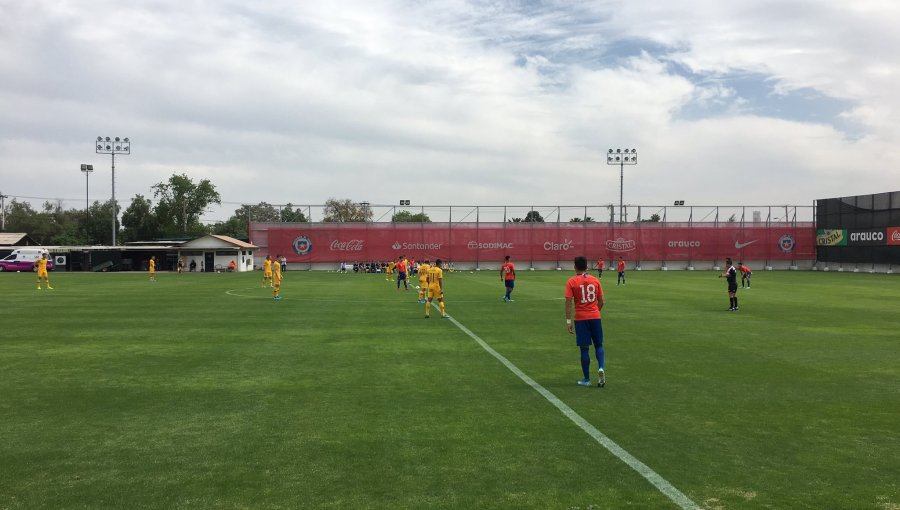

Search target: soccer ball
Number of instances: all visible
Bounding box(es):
[415,285,420,290]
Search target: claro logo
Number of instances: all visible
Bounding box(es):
[544,239,575,251]
[329,239,365,251]
[667,240,701,248]
[467,241,513,249]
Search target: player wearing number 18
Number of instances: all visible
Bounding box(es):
[565,256,606,387]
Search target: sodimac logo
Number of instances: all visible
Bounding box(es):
[467,241,513,250]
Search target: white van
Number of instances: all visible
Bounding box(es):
[0,248,54,272]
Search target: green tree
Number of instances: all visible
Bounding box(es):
[322,198,372,222]
[524,210,544,223]
[392,210,431,222]
[85,200,119,245]
[152,173,221,235]
[121,194,160,242]
[641,213,661,223]
[569,217,595,222]
[281,204,308,222]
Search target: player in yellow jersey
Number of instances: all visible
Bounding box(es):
[149,256,156,282]
[263,256,273,287]
[425,259,447,318]
[417,259,431,303]
[385,260,396,281]
[35,253,52,290]
[272,254,283,300]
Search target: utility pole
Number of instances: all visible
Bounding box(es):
[0,191,7,231]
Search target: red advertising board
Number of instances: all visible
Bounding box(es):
[253,223,816,263]
[887,227,900,246]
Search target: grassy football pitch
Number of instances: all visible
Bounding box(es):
[1,269,898,509]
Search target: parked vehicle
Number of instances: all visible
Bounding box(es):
[0,248,55,272]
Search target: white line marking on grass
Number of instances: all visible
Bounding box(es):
[437,305,700,510]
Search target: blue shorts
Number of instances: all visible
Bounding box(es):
[398,272,407,280]
[504,279,515,289]
[574,319,603,347]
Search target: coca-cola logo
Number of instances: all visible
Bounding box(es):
[330,239,365,251]
[544,239,575,251]
[606,237,636,252]
[892,230,900,242]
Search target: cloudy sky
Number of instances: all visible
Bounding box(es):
[1,0,898,223]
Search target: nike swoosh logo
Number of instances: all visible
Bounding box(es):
[734,240,758,249]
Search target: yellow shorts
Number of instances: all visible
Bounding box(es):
[427,284,442,299]
[37,271,48,278]
[264,271,272,278]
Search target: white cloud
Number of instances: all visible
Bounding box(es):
[0,0,898,225]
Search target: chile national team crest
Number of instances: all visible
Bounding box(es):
[778,234,796,253]
[292,235,312,256]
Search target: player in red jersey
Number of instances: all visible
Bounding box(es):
[596,258,604,279]
[565,256,606,387]
[500,255,516,302]
[616,257,626,286]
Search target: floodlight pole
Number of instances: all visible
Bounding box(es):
[607,148,637,223]
[95,136,131,245]
[80,164,94,223]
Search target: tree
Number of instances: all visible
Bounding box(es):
[152,173,221,235]
[508,218,524,223]
[524,210,544,223]
[281,203,308,223]
[121,194,160,242]
[641,213,661,223]
[570,217,595,222]
[392,210,431,222]
[85,200,119,245]
[322,198,372,222]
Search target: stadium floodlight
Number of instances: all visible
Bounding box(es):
[95,136,131,245]
[80,164,94,222]
[607,148,637,223]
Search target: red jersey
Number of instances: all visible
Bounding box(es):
[565,273,603,320]
[617,260,625,272]
[739,264,751,274]
[596,260,604,270]
[501,262,515,280]
[397,261,407,273]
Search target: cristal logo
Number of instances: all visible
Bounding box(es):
[544,239,575,251]
[467,241,513,250]
[606,237,636,252]
[292,235,312,256]
[668,240,701,248]
[329,239,364,251]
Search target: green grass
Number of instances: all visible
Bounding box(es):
[1,269,898,509]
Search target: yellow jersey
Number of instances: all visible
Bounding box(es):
[264,259,272,274]
[427,265,443,286]
[418,263,430,281]
[35,258,48,273]
[149,259,155,272]
[272,261,282,280]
